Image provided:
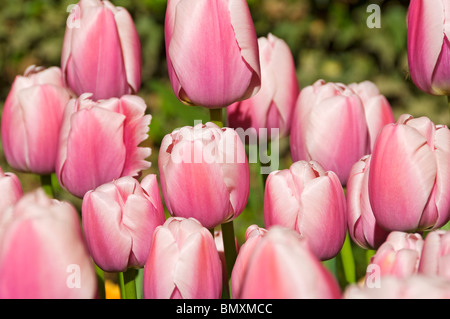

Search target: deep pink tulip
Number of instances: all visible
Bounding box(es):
[82,175,165,272]
[165,0,261,108]
[0,189,97,299]
[143,217,222,299]
[227,33,299,139]
[1,65,72,174]
[61,0,141,100]
[369,114,450,232]
[0,167,22,216]
[264,160,347,260]
[158,122,249,229]
[366,231,424,281]
[290,80,370,185]
[346,155,389,250]
[407,0,450,95]
[231,226,341,299]
[418,230,450,279]
[56,93,151,198]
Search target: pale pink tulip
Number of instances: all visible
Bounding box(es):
[61,0,141,100]
[0,189,97,299]
[264,160,347,260]
[1,65,72,174]
[418,230,450,279]
[82,175,165,272]
[290,80,370,185]
[143,217,222,299]
[0,167,22,216]
[346,155,389,250]
[231,226,341,299]
[227,33,299,139]
[158,122,249,229]
[56,93,151,198]
[407,0,450,95]
[165,0,261,108]
[369,114,450,232]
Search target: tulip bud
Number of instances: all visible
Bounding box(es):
[1,65,72,174]
[407,0,450,95]
[418,230,450,279]
[82,175,165,272]
[56,93,151,198]
[227,33,299,139]
[61,0,141,101]
[264,160,347,260]
[290,80,370,185]
[164,0,261,108]
[158,122,249,229]
[0,189,97,298]
[143,217,222,299]
[231,226,341,299]
[0,167,23,216]
[369,114,450,232]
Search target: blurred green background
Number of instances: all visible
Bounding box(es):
[0,0,449,282]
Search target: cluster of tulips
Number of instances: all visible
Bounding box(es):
[0,0,450,299]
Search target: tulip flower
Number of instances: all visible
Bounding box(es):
[290,80,370,185]
[143,217,222,299]
[1,65,72,174]
[164,0,261,108]
[0,189,97,299]
[418,230,450,279]
[369,114,450,232]
[346,155,389,250]
[264,160,347,260]
[0,167,23,216]
[158,122,249,229]
[82,175,165,272]
[61,0,141,100]
[227,33,299,139]
[366,231,424,281]
[231,226,341,299]
[407,0,450,95]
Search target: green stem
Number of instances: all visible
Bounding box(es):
[209,108,224,128]
[119,268,137,299]
[40,174,54,198]
[340,233,356,285]
[448,95,450,115]
[221,221,237,299]
[95,264,106,299]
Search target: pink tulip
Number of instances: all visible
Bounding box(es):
[61,0,141,100]
[56,93,151,198]
[0,167,23,216]
[165,0,261,108]
[0,189,97,299]
[143,217,222,299]
[227,33,299,139]
[264,160,347,260]
[290,80,370,185]
[82,175,165,272]
[366,231,424,280]
[158,122,249,229]
[1,65,72,174]
[418,230,450,279]
[369,114,450,232]
[346,155,389,250]
[407,0,450,95]
[231,226,341,299]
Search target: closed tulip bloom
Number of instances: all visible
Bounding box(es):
[418,230,450,279]
[62,0,141,100]
[346,155,389,250]
[369,114,450,232]
[165,0,261,108]
[158,122,249,229]
[1,65,72,174]
[0,167,22,216]
[143,217,222,299]
[264,160,347,260]
[0,189,97,299]
[82,175,165,272]
[227,33,299,139]
[407,0,450,95]
[56,93,151,198]
[232,226,341,299]
[290,80,370,185]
